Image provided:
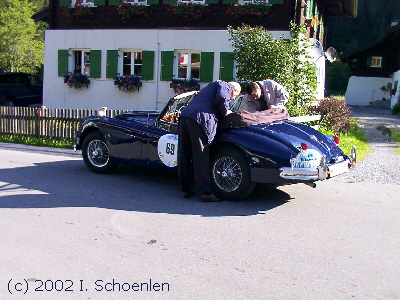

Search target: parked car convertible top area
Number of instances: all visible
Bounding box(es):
[0,72,43,107]
[75,91,357,200]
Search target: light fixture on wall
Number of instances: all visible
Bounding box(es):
[315,47,337,63]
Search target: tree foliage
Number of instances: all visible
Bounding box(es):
[228,23,318,116]
[0,0,47,74]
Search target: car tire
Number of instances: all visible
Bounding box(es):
[210,145,255,201]
[0,96,15,107]
[82,131,118,173]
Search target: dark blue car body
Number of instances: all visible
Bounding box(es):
[75,92,355,200]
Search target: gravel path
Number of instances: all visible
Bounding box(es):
[339,106,400,185]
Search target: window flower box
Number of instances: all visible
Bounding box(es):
[305,16,323,27]
[114,75,142,93]
[64,1,94,18]
[226,3,271,18]
[64,73,90,89]
[117,2,151,19]
[170,79,200,94]
[168,3,209,20]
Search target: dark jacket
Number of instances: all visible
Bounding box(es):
[180,80,231,143]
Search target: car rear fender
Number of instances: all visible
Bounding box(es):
[215,130,297,168]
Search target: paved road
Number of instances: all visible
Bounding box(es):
[0,139,399,300]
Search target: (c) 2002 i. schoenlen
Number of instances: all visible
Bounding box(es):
[74,91,356,201]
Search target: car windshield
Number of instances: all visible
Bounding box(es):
[229,95,247,112]
[157,92,246,132]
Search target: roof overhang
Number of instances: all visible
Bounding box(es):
[32,7,49,23]
[323,0,358,18]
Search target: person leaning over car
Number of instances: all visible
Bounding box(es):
[178,80,241,202]
[243,79,289,112]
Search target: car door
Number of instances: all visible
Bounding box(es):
[9,74,42,106]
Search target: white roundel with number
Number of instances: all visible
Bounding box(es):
[158,134,178,167]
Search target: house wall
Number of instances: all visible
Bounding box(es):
[345,76,391,106]
[43,29,293,110]
[391,70,400,108]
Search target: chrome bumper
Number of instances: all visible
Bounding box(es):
[279,164,328,181]
[279,147,356,182]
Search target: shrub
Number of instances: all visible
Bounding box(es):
[392,101,400,116]
[228,23,317,117]
[309,96,352,134]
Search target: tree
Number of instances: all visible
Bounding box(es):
[228,23,318,116]
[0,0,47,74]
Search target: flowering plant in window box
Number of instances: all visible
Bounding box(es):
[114,75,142,93]
[226,3,271,18]
[64,73,90,89]
[305,15,323,27]
[117,2,151,19]
[168,3,209,20]
[170,79,200,94]
[64,1,93,19]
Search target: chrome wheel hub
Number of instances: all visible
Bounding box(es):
[87,139,109,168]
[213,156,242,193]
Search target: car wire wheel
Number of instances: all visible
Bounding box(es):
[82,131,117,173]
[211,145,254,201]
[212,156,243,193]
[87,139,110,168]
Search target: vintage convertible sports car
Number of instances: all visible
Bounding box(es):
[75,91,356,200]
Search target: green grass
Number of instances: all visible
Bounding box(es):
[319,119,371,162]
[390,128,400,155]
[0,134,74,149]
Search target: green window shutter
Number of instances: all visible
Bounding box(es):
[106,50,118,79]
[367,57,372,67]
[219,52,234,81]
[161,51,174,81]
[90,50,101,78]
[94,0,106,6]
[200,52,214,83]
[58,49,69,77]
[223,0,238,3]
[147,0,159,4]
[142,51,154,81]
[205,0,219,4]
[59,0,71,7]
[109,0,120,5]
[307,0,314,18]
[269,0,284,4]
[164,0,177,4]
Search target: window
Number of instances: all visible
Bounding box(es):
[121,50,143,76]
[123,0,147,5]
[72,0,94,6]
[177,0,205,4]
[370,56,382,68]
[175,51,201,80]
[238,0,268,5]
[73,50,91,75]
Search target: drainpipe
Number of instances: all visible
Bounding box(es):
[155,41,161,111]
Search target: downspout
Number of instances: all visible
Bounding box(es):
[155,35,161,111]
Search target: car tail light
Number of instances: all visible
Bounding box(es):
[301,143,308,150]
[333,136,340,144]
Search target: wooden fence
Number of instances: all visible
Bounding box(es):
[0,106,127,142]
[0,106,321,142]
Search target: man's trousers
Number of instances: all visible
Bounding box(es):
[178,117,212,194]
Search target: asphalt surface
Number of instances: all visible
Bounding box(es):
[0,107,399,299]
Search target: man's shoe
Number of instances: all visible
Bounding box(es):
[201,193,222,202]
[182,191,193,198]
